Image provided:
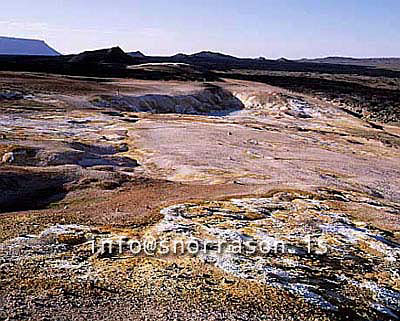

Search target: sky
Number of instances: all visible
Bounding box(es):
[1,0,399,58]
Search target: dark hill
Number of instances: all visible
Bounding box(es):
[69,47,134,64]
[128,51,146,58]
[189,51,239,61]
[276,57,292,63]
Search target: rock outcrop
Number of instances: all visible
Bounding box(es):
[92,84,244,115]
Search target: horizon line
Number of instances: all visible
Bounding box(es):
[1,35,400,60]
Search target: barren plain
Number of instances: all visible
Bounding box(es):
[0,70,399,320]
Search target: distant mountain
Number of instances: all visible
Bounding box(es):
[1,44,400,80]
[189,51,239,60]
[298,56,400,69]
[127,50,270,64]
[276,57,292,63]
[0,36,60,56]
[134,50,275,69]
[128,51,146,58]
[69,47,134,64]
[129,51,242,63]
[117,50,400,76]
[172,53,189,59]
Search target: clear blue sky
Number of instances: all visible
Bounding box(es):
[1,0,399,58]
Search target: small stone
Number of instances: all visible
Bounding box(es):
[117,143,129,152]
[2,152,15,164]
[56,233,86,245]
[223,278,236,284]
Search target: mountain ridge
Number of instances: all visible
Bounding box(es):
[127,50,400,69]
[298,56,400,69]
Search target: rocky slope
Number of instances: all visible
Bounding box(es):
[91,84,243,115]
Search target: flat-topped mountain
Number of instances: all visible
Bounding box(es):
[0,36,60,56]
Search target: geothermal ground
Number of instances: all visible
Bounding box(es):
[0,71,399,320]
